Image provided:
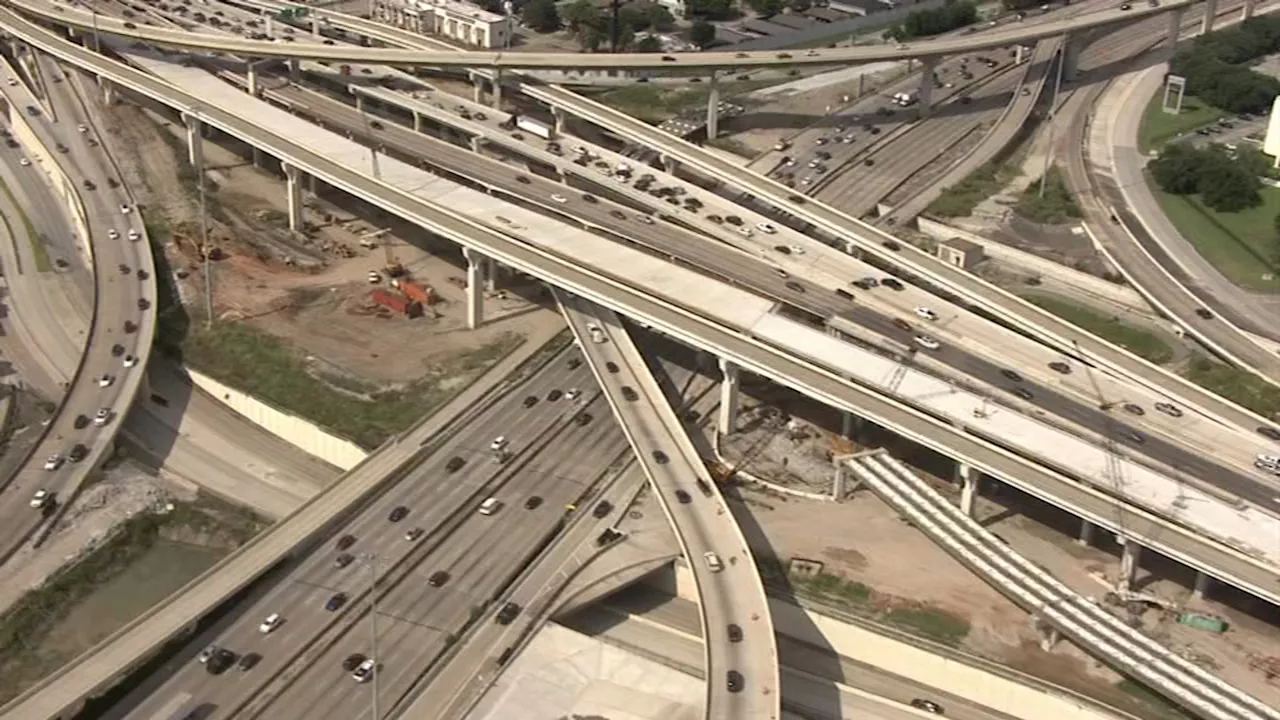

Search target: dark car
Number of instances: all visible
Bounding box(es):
[1195,308,1214,320]
[727,624,743,642]
[1258,426,1280,441]
[446,456,466,473]
[1048,361,1071,374]
[605,361,619,374]
[428,570,450,587]
[891,318,913,332]
[568,357,582,370]
[118,263,130,275]
[369,120,383,130]
[1125,430,1146,444]
[1000,369,1022,382]
[336,534,356,551]
[73,414,89,430]
[675,489,692,504]
[123,321,138,334]
[237,652,261,672]
[335,553,355,568]
[696,478,714,497]
[111,343,125,357]
[496,602,521,624]
[206,648,236,675]
[524,495,543,510]
[523,395,538,408]
[1013,387,1033,400]
[137,298,150,311]
[592,501,613,519]
[881,278,904,291]
[82,179,96,191]
[325,593,348,611]
[137,269,149,280]
[726,670,744,693]
[68,443,89,463]
[652,450,669,464]
[343,653,367,672]
[621,386,639,402]
[575,412,593,426]
[882,240,901,251]
[516,175,531,184]
[1155,402,1183,418]
[388,505,409,522]
[1122,403,1145,416]
[910,698,944,714]
[785,280,805,293]
[547,389,563,401]
[597,528,624,546]
[582,194,597,204]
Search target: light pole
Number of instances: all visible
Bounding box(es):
[362,553,382,720]
[1039,41,1068,200]
[190,109,214,329]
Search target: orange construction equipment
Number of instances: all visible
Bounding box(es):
[370,289,422,318]
[398,280,436,306]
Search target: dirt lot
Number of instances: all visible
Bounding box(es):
[719,383,1280,715]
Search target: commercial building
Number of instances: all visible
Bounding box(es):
[371,0,511,49]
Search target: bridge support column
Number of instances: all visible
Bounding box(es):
[183,114,204,173]
[283,163,303,232]
[917,57,938,117]
[1167,8,1185,54]
[472,75,483,104]
[464,247,484,329]
[252,146,264,169]
[311,18,321,36]
[1192,570,1213,600]
[956,462,977,517]
[553,107,567,135]
[483,257,497,292]
[841,410,862,439]
[1242,0,1255,21]
[470,135,481,152]
[706,70,720,139]
[491,70,503,110]
[717,358,740,436]
[1202,0,1219,34]
[355,94,364,113]
[247,61,261,97]
[1061,32,1082,82]
[412,110,422,133]
[99,77,117,105]
[661,154,679,174]
[1077,519,1095,546]
[288,58,301,82]
[1117,538,1142,593]
[1015,45,1026,64]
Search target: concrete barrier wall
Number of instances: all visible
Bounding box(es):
[187,369,367,471]
[916,218,1153,318]
[668,564,1131,720]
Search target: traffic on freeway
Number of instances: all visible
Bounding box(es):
[111,350,633,720]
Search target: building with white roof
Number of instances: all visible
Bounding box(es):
[372,0,512,49]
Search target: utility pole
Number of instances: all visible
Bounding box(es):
[193,111,213,328]
[1039,40,1067,200]
[364,554,381,720]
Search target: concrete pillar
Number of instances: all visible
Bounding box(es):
[1015,45,1026,64]
[841,410,860,439]
[469,135,481,153]
[307,173,317,197]
[311,18,321,36]
[856,72,865,100]
[283,163,303,232]
[252,146,264,169]
[1241,0,1254,21]
[956,462,977,517]
[1201,0,1218,33]
[355,94,364,113]
[412,111,422,133]
[483,257,496,292]
[464,247,483,329]
[706,70,720,139]
[183,114,203,172]
[288,58,300,81]
[247,61,260,97]
[472,75,483,104]
[100,78,116,105]
[917,57,938,117]
[717,358,740,436]
[1167,8,1185,54]
[491,70,503,110]
[1077,519,1095,546]
[1192,571,1213,600]
[661,154,678,174]
[831,462,847,500]
[1061,32,1081,82]
[1117,539,1142,593]
[553,107,566,135]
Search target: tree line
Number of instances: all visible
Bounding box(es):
[1149,142,1269,212]
[887,0,978,42]
[1170,16,1280,115]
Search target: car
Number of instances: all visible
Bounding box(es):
[388,505,409,522]
[29,489,51,509]
[1195,308,1213,320]
[446,456,465,473]
[547,389,563,401]
[237,652,261,672]
[68,444,88,463]
[785,280,805,293]
[258,613,282,633]
[138,298,151,311]
[369,120,383,130]
[574,412,593,427]
[704,551,725,572]
[582,194,597,203]
[567,357,582,369]
[605,361,619,374]
[566,388,582,402]
[97,374,114,388]
[881,278,904,291]
[127,229,140,241]
[479,497,502,515]
[1125,430,1146,444]
[1119,2,1131,8]
[428,570,450,587]
[405,527,424,541]
[334,553,355,568]
[609,209,626,220]
[914,307,938,321]
[352,658,376,683]
[107,229,120,240]
[910,698,944,714]
[1122,403,1145,416]
[1154,402,1183,418]
[55,144,68,154]
[522,395,538,408]
[652,450,669,464]
[1000,369,1023,382]
[755,222,778,234]
[1012,387,1034,401]
[73,414,89,429]
[118,263,130,275]
[914,335,941,351]
[198,646,217,664]
[727,670,744,692]
[18,158,30,167]
[592,501,613,518]
[123,355,138,368]
[325,593,348,611]
[496,601,521,624]
[1048,361,1071,374]
[524,495,543,510]
[674,488,692,504]
[111,343,125,357]
[637,215,654,225]
[727,624,743,642]
[137,269,149,280]
[94,408,111,426]
[82,179,95,191]
[550,194,568,204]
[621,386,639,401]
[119,203,132,214]
[336,534,357,551]
[123,320,138,334]
[490,436,509,452]
[343,653,368,672]
[206,648,236,675]
[852,277,878,290]
[1258,426,1280,441]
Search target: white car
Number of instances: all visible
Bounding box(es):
[736,226,752,237]
[637,215,654,225]
[352,658,376,683]
[755,222,778,234]
[19,158,30,167]
[489,436,508,452]
[5,78,15,86]
[77,124,88,134]
[29,489,50,509]
[43,454,63,471]
[126,229,140,241]
[258,613,282,634]
[367,271,382,284]
[97,374,114,388]
[914,307,938,321]
[550,194,568,204]
[914,335,941,351]
[107,228,119,240]
[566,388,581,402]
[94,408,111,426]
[789,245,805,255]
[123,354,138,368]
[119,203,132,214]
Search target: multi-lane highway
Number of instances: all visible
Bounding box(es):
[112,348,632,720]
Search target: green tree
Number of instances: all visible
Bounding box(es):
[684,0,734,21]
[688,19,717,47]
[521,0,561,33]
[746,0,784,15]
[635,33,663,52]
[645,3,676,31]
[563,0,601,34]
[1149,143,1204,194]
[891,0,977,40]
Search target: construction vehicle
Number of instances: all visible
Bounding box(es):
[370,289,422,318]
[395,279,436,306]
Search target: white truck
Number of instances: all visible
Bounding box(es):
[891,91,917,107]
[515,115,553,140]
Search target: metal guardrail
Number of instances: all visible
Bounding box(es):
[843,451,1277,720]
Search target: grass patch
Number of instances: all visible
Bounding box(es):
[799,571,874,606]
[0,498,262,703]
[884,606,971,647]
[140,211,192,354]
[0,175,52,273]
[1137,92,1225,154]
[926,161,1018,218]
[595,81,771,123]
[1015,166,1081,225]
[1117,679,1194,720]
[1026,295,1173,364]
[181,320,521,449]
[1149,182,1280,293]
[1184,354,1280,418]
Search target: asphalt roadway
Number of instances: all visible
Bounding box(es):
[112,347,636,720]
[264,82,1280,511]
[0,54,151,561]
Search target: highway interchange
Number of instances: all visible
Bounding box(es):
[0,0,1278,717]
